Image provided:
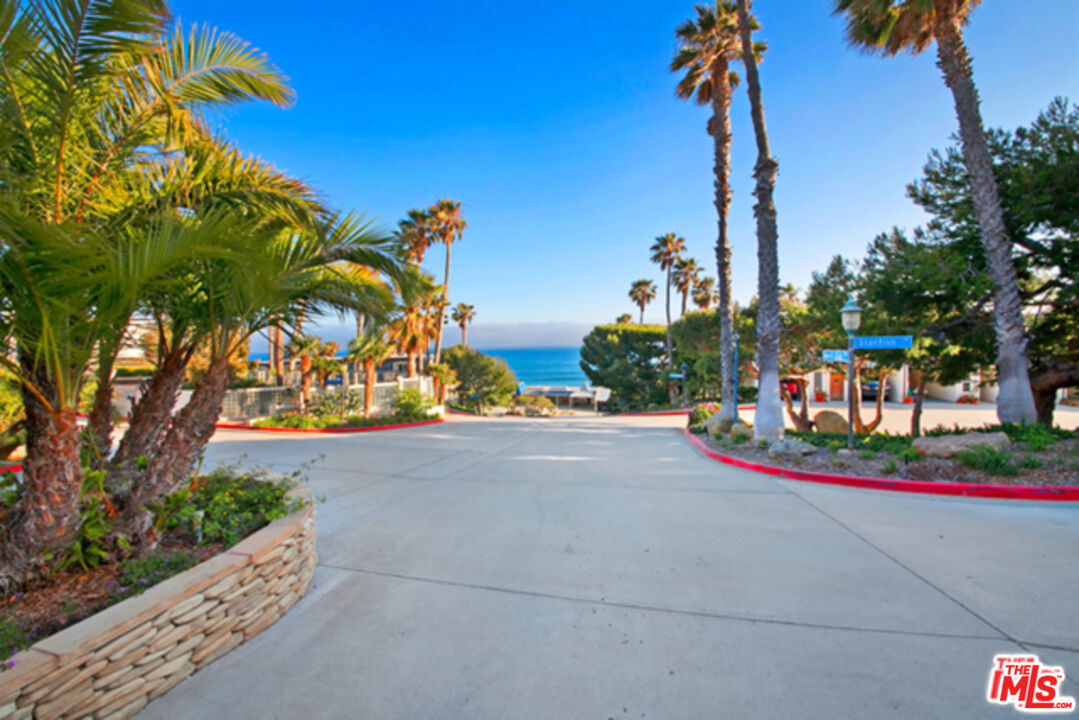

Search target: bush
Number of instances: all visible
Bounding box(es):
[0,614,27,671]
[737,386,758,403]
[882,459,898,475]
[580,324,667,408]
[156,463,306,547]
[394,388,434,420]
[443,345,517,411]
[516,395,555,410]
[1017,455,1043,470]
[826,440,844,453]
[730,432,751,445]
[956,445,1018,477]
[858,450,876,460]
[109,550,199,604]
[113,365,156,378]
[308,389,364,418]
[689,402,719,428]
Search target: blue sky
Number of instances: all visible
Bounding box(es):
[173,0,1079,349]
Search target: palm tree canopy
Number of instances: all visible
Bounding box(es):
[693,276,717,308]
[451,302,476,325]
[346,326,395,367]
[671,2,744,105]
[430,198,466,245]
[397,208,431,264]
[649,233,686,270]
[628,279,657,306]
[832,0,981,56]
[673,257,701,295]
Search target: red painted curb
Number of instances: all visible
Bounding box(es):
[622,405,755,418]
[213,418,445,434]
[683,429,1079,502]
[0,463,21,474]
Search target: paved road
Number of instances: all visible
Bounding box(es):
[140,415,1079,719]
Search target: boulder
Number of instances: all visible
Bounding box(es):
[813,410,847,434]
[728,421,753,438]
[768,438,819,459]
[912,432,1011,459]
[704,412,735,435]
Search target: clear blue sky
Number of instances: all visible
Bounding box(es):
[173,0,1078,348]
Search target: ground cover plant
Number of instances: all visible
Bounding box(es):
[698,421,1079,486]
[253,388,434,430]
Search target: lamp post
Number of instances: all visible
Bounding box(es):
[840,297,863,452]
[732,330,740,422]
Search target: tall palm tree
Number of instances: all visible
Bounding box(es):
[389,267,441,378]
[0,1,297,583]
[429,199,466,363]
[693,276,717,310]
[451,302,476,346]
[734,0,784,442]
[397,208,432,264]
[346,327,396,417]
[672,1,751,426]
[672,257,701,317]
[629,279,657,324]
[832,0,1037,424]
[650,233,686,392]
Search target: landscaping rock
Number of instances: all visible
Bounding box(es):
[704,412,735,435]
[768,439,819,459]
[913,432,1011,458]
[729,421,753,438]
[813,410,847,434]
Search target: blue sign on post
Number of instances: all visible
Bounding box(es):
[517,382,528,396]
[853,335,913,350]
[821,349,849,363]
[668,372,684,379]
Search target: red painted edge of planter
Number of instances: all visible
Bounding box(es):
[213,418,445,434]
[682,428,1079,502]
[0,463,21,474]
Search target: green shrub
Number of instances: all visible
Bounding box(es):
[826,440,844,453]
[858,450,876,460]
[156,463,306,547]
[689,402,719,428]
[1012,423,1058,452]
[517,395,555,410]
[1016,454,1043,470]
[737,386,758,403]
[394,388,433,420]
[109,550,199,604]
[833,458,849,469]
[113,365,156,378]
[882,459,898,475]
[730,432,751,445]
[896,446,924,463]
[0,613,27,671]
[308,390,364,417]
[955,445,1018,477]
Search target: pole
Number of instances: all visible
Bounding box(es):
[847,333,855,452]
[733,332,740,422]
[681,362,687,407]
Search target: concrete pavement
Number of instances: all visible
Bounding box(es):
[138,414,1079,719]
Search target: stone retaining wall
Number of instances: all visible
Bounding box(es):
[0,484,316,720]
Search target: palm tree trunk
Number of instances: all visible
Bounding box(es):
[0,374,81,589]
[736,0,783,442]
[407,351,417,378]
[665,265,675,403]
[434,244,451,363]
[711,61,738,428]
[107,348,190,493]
[87,362,115,470]
[364,359,375,417]
[461,322,468,347]
[125,357,230,553]
[933,18,1036,425]
[680,291,687,318]
[356,313,365,338]
[638,306,644,325]
[910,373,928,437]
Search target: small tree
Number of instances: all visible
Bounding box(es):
[442,346,517,414]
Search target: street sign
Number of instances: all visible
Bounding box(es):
[668,372,684,379]
[517,382,528,395]
[853,335,913,350]
[821,349,849,363]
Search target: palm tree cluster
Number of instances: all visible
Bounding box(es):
[658,0,1040,434]
[0,1,407,588]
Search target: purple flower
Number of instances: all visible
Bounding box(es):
[138,579,148,584]
[6,659,15,669]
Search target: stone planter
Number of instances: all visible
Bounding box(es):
[0,483,316,720]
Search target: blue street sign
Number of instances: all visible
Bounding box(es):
[668,372,684,379]
[853,335,913,350]
[821,349,849,363]
[517,382,528,395]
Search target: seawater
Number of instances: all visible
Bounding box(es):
[481,347,586,387]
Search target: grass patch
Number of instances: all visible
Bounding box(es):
[955,445,1018,477]
[858,450,876,460]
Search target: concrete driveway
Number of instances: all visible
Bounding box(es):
[139,415,1079,719]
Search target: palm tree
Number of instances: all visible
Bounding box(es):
[615,313,633,325]
[832,0,1037,424]
[429,199,466,363]
[629,279,657,324]
[735,0,784,442]
[649,233,686,391]
[693,277,717,310]
[672,257,701,317]
[0,2,297,583]
[672,1,749,426]
[347,328,396,417]
[397,208,432,264]
[451,303,477,346]
[389,267,441,378]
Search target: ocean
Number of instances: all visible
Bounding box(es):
[483,347,587,387]
[248,346,587,387]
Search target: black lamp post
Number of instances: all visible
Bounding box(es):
[840,297,863,452]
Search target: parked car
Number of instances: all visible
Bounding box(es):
[861,380,892,401]
[779,378,801,401]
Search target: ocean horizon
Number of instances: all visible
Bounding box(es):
[248,346,588,387]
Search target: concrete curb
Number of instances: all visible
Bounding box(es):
[213,418,445,434]
[683,428,1079,502]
